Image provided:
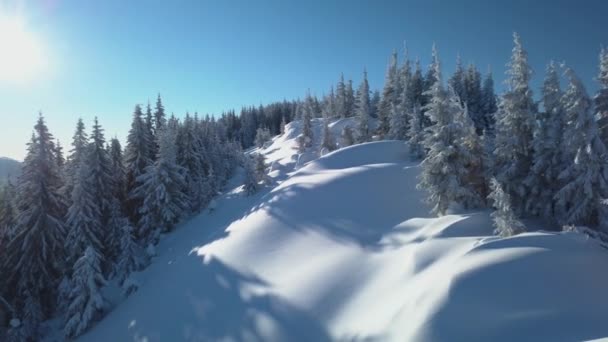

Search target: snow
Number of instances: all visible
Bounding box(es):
[79,119,608,341]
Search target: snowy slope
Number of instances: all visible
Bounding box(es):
[80,119,608,342]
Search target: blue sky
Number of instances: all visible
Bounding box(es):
[1,0,607,160]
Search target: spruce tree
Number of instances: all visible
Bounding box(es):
[341,126,355,147]
[345,80,355,118]
[555,67,608,228]
[488,178,525,237]
[418,46,481,215]
[243,156,259,196]
[132,127,188,243]
[154,93,167,133]
[125,105,153,222]
[525,61,564,218]
[63,118,88,201]
[302,92,314,147]
[109,138,127,203]
[356,69,371,142]
[377,50,399,138]
[321,107,336,153]
[595,48,608,143]
[493,33,536,215]
[4,115,66,335]
[448,55,467,104]
[65,158,104,265]
[481,71,498,131]
[336,73,347,118]
[408,102,425,160]
[464,64,483,133]
[64,247,106,339]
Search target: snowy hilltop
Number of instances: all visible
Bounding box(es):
[76,118,608,342]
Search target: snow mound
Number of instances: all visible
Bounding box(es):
[80,123,608,341]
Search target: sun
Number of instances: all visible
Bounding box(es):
[0,14,46,83]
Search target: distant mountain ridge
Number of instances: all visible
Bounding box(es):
[0,157,21,183]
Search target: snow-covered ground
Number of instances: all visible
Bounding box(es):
[80,119,608,341]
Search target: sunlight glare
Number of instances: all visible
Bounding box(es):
[0,13,47,83]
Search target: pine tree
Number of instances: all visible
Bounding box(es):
[389,48,412,140]
[377,50,399,138]
[448,54,467,104]
[144,101,157,161]
[341,126,355,147]
[321,108,336,153]
[154,93,167,133]
[113,207,146,286]
[488,178,525,237]
[481,71,498,131]
[254,153,268,184]
[125,105,153,222]
[555,67,608,228]
[596,48,608,144]
[64,247,106,339]
[0,180,17,244]
[4,115,66,334]
[345,80,355,118]
[408,102,425,160]
[63,118,88,201]
[280,116,287,134]
[87,118,115,259]
[132,127,188,243]
[176,114,207,212]
[356,69,371,142]
[336,73,347,118]
[525,61,564,218]
[493,33,536,215]
[302,92,314,147]
[418,46,481,215]
[65,158,104,264]
[243,156,259,196]
[109,138,127,203]
[464,64,483,133]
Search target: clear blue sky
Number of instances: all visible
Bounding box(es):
[1,0,607,160]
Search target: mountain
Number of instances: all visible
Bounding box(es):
[0,157,21,183]
[79,119,608,342]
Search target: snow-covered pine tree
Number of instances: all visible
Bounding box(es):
[112,199,146,285]
[321,106,337,153]
[370,90,381,119]
[63,118,88,201]
[132,126,188,243]
[280,116,287,134]
[524,61,564,218]
[418,46,481,215]
[4,115,66,336]
[63,247,106,339]
[177,114,207,212]
[595,48,608,143]
[336,73,347,118]
[408,60,425,113]
[493,33,536,215]
[407,102,425,160]
[154,93,167,133]
[464,64,483,134]
[555,67,608,228]
[457,102,487,201]
[254,127,272,148]
[144,101,157,161]
[254,153,269,185]
[243,156,259,196]
[481,71,498,132]
[389,47,412,140]
[448,54,467,105]
[0,180,17,244]
[488,178,525,237]
[377,50,399,138]
[345,79,355,118]
[109,138,127,203]
[87,118,115,260]
[356,69,372,142]
[65,157,104,266]
[341,126,355,147]
[302,92,314,147]
[125,105,154,222]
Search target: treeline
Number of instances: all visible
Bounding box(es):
[0,96,249,340]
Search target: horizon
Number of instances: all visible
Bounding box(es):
[1,0,607,161]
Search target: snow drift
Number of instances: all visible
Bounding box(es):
[80,119,608,341]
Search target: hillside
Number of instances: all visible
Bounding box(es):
[0,157,21,183]
[79,119,608,342]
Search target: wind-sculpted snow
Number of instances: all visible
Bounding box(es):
[81,120,608,341]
